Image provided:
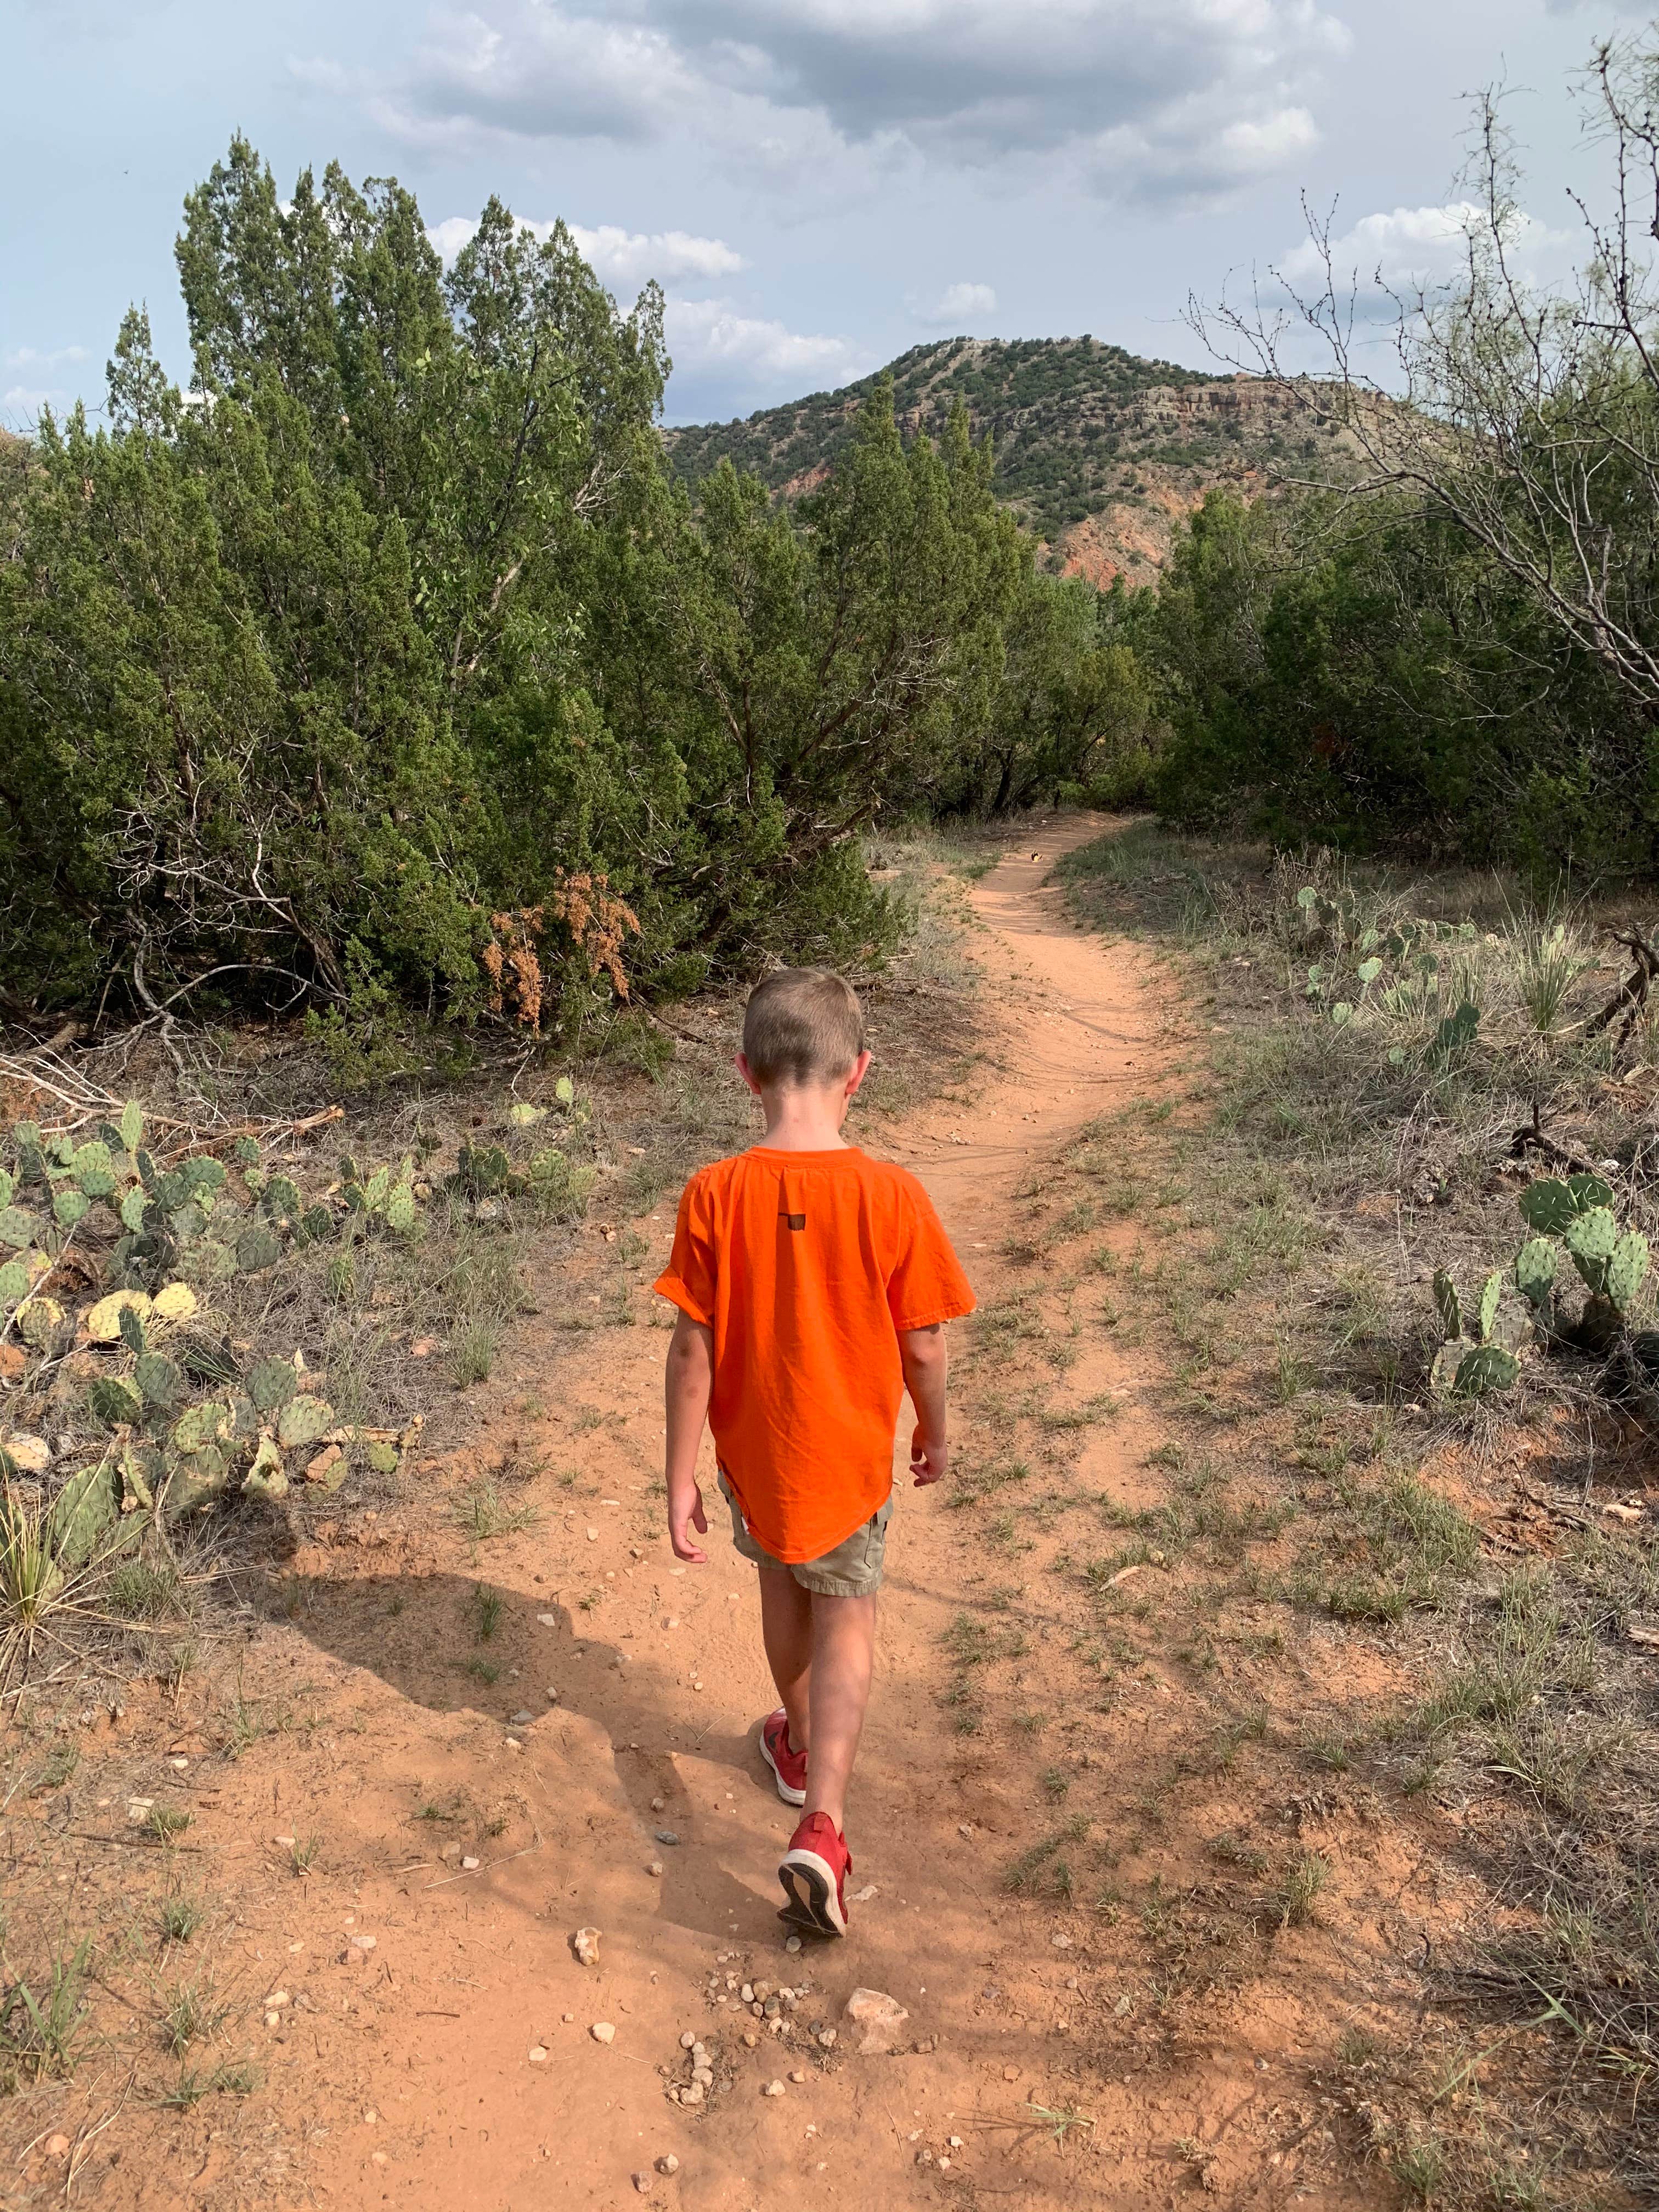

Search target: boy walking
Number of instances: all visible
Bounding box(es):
[654,969,975,1937]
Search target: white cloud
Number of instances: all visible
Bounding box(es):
[360,0,1349,206]
[1280,201,1575,301]
[573,225,744,286]
[920,280,997,325]
[427,212,745,287]
[3,343,89,370]
[426,214,482,262]
[665,295,864,386]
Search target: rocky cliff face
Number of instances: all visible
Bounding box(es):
[665,337,1358,582]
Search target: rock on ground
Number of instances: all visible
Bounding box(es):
[843,1987,910,2053]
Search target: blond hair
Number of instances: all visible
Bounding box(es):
[741,968,866,1086]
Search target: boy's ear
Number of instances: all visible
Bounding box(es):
[844,1049,872,1098]
[735,1051,766,1101]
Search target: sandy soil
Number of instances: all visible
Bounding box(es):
[12,823,1434,2211]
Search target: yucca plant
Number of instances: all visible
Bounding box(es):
[1515,919,1592,1038]
[0,1489,67,1682]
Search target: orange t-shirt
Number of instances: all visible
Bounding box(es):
[653,1146,975,1564]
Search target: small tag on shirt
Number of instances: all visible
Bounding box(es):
[777,1166,806,1232]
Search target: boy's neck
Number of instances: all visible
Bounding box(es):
[756,1084,854,1152]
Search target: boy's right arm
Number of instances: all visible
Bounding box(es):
[664,1310,715,1562]
[900,1323,950,1487]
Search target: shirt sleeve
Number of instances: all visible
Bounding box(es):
[887,1177,977,1332]
[653,1173,718,1327]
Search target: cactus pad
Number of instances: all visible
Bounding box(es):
[53,1188,91,1229]
[278,1396,335,1449]
[1453,1345,1521,1398]
[117,1303,148,1356]
[89,1376,144,1427]
[1565,1206,1618,1294]
[1519,1179,1576,1235]
[294,1204,333,1246]
[85,1289,150,1342]
[1607,1229,1650,1315]
[385,1187,416,1234]
[0,1260,28,1308]
[0,1206,41,1250]
[1478,1269,1504,1342]
[1432,1269,1462,1342]
[134,1353,183,1409]
[249,1358,298,1414]
[456,1142,511,1198]
[262,1176,301,1226]
[119,1100,143,1153]
[172,1401,233,1455]
[242,1436,288,1500]
[118,1444,158,1513]
[1567,1173,1615,1212]
[236,1227,283,1273]
[233,1136,259,1167]
[17,1297,63,1349]
[1429,1340,1466,1401]
[48,1460,120,1569]
[1514,1237,1558,1307]
[150,1282,197,1323]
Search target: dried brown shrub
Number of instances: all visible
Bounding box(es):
[479,876,641,1028]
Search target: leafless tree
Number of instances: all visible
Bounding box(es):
[1189,36,1659,716]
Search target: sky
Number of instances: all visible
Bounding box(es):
[2,0,1642,431]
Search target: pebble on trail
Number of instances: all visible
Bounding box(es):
[573,1926,601,1967]
[590,2021,616,2044]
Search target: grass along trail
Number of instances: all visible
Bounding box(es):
[6,821,1425,2211]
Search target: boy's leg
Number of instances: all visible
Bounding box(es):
[757,1565,814,1753]
[803,1592,876,1833]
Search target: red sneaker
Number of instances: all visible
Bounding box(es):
[778,1812,850,1938]
[759,1709,807,1806]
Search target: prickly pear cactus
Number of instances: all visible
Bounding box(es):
[1453,1345,1520,1398]
[1519,1180,1577,1237]
[277,1396,335,1449]
[249,1358,298,1415]
[1432,1270,1462,1342]
[1607,1229,1650,1316]
[1515,1237,1558,1309]
[87,1376,137,1431]
[1477,1269,1504,1343]
[0,1205,41,1250]
[134,1353,184,1410]
[262,1176,302,1229]
[1565,1207,1619,1295]
[236,1226,283,1273]
[48,1460,121,1569]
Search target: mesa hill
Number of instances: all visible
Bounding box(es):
[666,335,1352,584]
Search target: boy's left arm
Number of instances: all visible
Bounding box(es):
[664,1310,715,1562]
[900,1322,950,1487]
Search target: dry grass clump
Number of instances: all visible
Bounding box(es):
[1060,818,1659,2200]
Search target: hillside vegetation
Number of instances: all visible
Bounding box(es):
[667,336,1356,580]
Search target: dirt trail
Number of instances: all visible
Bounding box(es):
[64,822,1403,2211]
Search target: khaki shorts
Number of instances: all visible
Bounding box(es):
[718,1473,891,1598]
